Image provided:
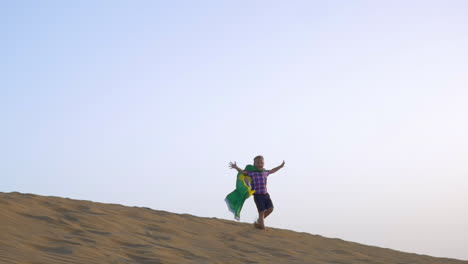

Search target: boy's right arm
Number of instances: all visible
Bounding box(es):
[229,161,248,175]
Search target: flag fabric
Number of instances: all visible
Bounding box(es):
[224,165,261,220]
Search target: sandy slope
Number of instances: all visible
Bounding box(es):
[0,192,466,264]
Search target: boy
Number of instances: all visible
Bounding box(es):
[229,155,285,230]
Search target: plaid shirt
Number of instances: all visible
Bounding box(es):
[247,170,271,195]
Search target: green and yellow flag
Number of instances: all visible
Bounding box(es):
[224,165,261,220]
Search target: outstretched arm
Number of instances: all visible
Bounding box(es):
[269,160,285,174]
[229,161,248,175]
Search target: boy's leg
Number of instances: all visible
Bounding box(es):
[257,210,265,229]
[264,207,273,219]
[263,194,274,219]
[253,194,269,230]
[256,208,272,229]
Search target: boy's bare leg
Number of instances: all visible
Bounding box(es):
[264,207,273,219]
[256,211,265,229]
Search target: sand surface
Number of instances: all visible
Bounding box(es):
[1,192,466,264]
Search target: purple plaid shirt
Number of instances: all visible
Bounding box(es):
[247,170,271,195]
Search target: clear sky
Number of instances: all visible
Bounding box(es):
[2,0,467,260]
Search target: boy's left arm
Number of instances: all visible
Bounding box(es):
[269,160,285,174]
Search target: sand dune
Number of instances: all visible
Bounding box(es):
[0,192,466,264]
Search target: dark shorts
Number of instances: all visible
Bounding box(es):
[253,193,274,212]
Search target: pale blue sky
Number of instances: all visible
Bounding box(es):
[2,0,467,260]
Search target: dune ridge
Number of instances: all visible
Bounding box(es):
[0,192,466,264]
